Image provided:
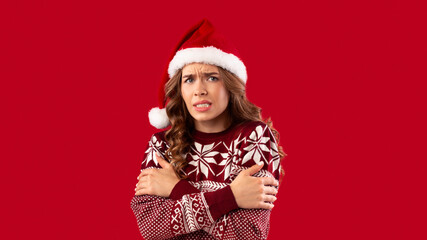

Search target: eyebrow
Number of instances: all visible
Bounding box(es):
[182,72,219,79]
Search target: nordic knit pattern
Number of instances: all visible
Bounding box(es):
[130,121,282,240]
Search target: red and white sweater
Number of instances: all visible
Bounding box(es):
[130,121,282,240]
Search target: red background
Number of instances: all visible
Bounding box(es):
[1,0,426,239]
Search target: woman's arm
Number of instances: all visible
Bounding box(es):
[202,166,280,240]
[131,123,283,239]
[131,158,277,239]
[132,150,218,239]
[200,123,283,240]
[130,186,238,239]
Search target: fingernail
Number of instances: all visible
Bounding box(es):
[156,152,160,157]
[137,176,139,180]
[257,162,263,166]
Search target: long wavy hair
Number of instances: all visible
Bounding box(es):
[164,65,287,182]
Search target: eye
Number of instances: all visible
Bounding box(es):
[208,76,218,81]
[183,78,193,83]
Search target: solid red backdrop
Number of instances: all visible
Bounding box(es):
[1,0,426,239]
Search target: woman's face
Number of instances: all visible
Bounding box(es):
[181,63,230,131]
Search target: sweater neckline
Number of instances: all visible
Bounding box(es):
[192,122,237,140]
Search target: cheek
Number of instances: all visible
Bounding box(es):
[217,87,230,107]
[181,87,191,106]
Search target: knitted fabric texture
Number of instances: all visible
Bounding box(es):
[130,121,282,240]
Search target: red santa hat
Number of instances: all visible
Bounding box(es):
[148,18,247,129]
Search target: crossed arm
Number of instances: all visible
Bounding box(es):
[131,152,279,239]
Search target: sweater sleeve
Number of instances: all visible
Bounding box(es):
[130,186,239,239]
[201,123,283,240]
[169,179,201,200]
[130,133,240,239]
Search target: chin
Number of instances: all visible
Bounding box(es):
[192,115,215,122]
[191,112,218,122]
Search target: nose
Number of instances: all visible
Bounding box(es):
[194,79,207,96]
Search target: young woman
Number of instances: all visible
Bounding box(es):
[131,19,286,240]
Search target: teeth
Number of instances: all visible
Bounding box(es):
[196,103,210,108]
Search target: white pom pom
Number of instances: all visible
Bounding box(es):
[148,107,171,129]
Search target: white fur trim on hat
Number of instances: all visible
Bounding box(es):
[148,107,171,129]
[168,46,247,83]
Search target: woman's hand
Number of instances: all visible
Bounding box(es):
[230,162,279,210]
[135,152,180,198]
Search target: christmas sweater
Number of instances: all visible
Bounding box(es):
[130,121,282,240]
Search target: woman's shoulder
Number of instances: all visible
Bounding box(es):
[234,120,281,178]
[140,129,169,169]
[151,129,168,140]
[145,129,169,148]
[239,120,267,128]
[236,120,272,137]
[234,120,278,146]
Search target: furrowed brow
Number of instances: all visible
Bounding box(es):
[182,72,219,79]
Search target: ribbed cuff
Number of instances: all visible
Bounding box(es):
[203,185,239,221]
[169,179,201,200]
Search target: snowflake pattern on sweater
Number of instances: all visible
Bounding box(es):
[130,121,282,240]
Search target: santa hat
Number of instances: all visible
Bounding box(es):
[148,18,247,129]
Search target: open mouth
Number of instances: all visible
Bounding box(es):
[193,102,212,112]
[194,103,211,108]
